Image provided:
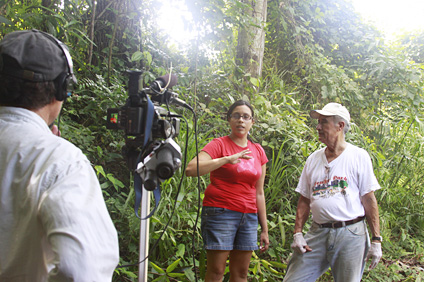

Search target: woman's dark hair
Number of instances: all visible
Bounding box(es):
[0,74,56,110]
[226,100,255,120]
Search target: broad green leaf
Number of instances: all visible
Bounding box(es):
[130,51,143,62]
[143,51,153,66]
[94,165,106,178]
[250,77,260,87]
[167,272,186,278]
[166,258,181,273]
[176,244,185,257]
[150,262,165,274]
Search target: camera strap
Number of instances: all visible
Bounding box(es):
[134,97,161,219]
[142,96,155,148]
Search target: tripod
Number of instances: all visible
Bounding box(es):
[138,188,150,282]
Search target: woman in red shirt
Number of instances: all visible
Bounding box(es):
[186,100,269,281]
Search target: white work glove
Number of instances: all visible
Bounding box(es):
[366,242,382,269]
[291,232,308,254]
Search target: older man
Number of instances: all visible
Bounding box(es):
[283,103,382,282]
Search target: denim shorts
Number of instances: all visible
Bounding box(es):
[201,206,259,251]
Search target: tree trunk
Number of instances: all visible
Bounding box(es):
[236,0,268,80]
[88,0,97,67]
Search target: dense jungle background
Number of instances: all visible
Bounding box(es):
[2,0,424,281]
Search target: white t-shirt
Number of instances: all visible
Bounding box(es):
[296,143,380,224]
[0,107,119,281]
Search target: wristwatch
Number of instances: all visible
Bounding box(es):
[372,236,383,242]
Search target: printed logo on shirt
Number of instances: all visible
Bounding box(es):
[312,177,348,198]
[237,158,257,175]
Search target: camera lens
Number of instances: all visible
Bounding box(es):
[156,147,174,179]
[157,163,173,179]
[144,170,157,191]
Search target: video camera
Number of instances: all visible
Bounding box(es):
[106,70,186,191]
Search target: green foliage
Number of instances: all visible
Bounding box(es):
[397,30,424,64]
[149,258,191,281]
[3,0,424,280]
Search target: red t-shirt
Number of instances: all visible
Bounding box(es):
[202,136,268,213]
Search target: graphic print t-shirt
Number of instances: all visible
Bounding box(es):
[202,136,268,213]
[295,143,380,224]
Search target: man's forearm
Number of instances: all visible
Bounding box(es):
[294,195,311,233]
[361,191,381,238]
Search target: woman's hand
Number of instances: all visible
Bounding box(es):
[227,149,252,164]
[259,230,270,253]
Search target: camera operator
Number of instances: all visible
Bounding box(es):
[0,29,119,281]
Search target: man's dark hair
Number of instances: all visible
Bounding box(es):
[0,74,56,110]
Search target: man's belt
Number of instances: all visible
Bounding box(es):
[316,216,365,228]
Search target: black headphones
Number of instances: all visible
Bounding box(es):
[39,31,77,101]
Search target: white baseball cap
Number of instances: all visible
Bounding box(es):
[310,102,350,123]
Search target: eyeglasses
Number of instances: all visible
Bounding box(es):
[230,113,253,121]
